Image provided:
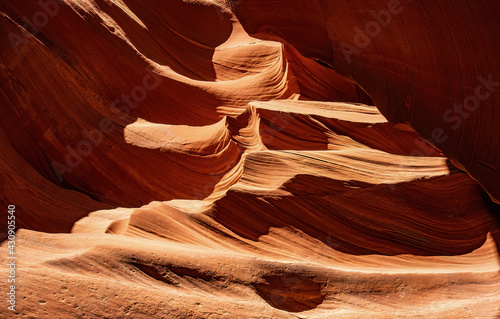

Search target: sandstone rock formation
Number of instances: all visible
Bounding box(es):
[0,0,499,318]
[229,0,500,205]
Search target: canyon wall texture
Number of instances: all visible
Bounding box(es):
[0,0,499,318]
[229,0,500,205]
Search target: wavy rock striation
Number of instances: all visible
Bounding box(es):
[229,0,500,204]
[0,0,499,318]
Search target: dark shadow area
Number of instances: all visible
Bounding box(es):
[133,263,175,285]
[314,59,333,69]
[132,262,222,286]
[281,174,374,196]
[98,0,233,81]
[252,272,325,312]
[355,84,375,105]
[227,0,333,63]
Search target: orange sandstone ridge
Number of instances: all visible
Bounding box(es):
[0,0,499,318]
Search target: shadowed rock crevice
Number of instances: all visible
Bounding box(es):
[132,262,218,285]
[252,273,325,312]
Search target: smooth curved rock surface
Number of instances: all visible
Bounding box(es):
[0,0,499,318]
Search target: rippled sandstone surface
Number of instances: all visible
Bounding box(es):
[0,0,499,318]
